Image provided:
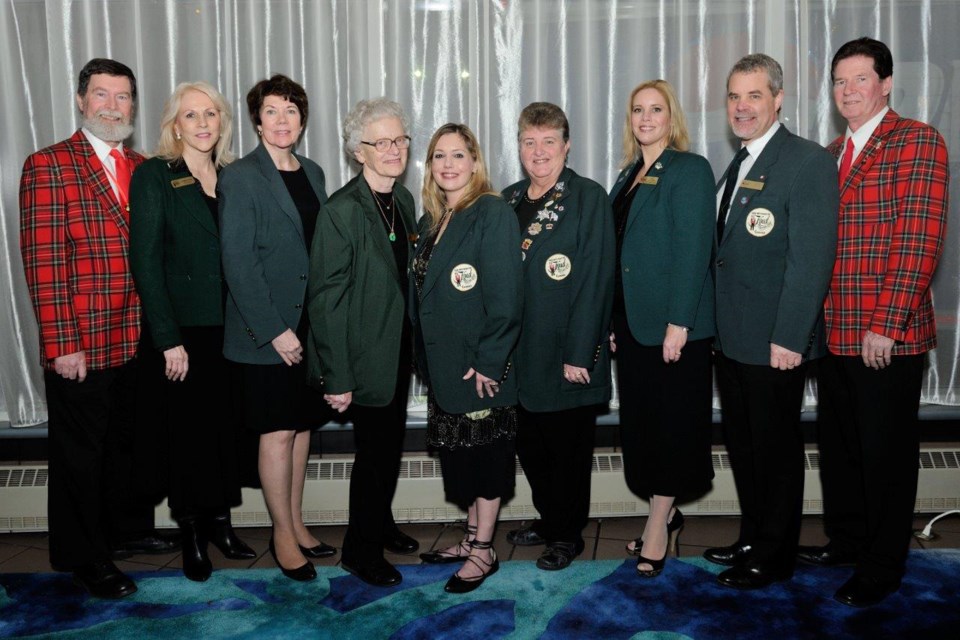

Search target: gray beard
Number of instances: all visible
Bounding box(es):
[82,115,134,143]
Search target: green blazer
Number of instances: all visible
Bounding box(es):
[129,157,224,350]
[411,194,523,415]
[714,125,839,365]
[502,167,615,412]
[609,149,716,344]
[306,173,416,405]
[218,143,328,365]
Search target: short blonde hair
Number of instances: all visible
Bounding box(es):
[155,81,235,168]
[421,123,498,232]
[620,79,689,169]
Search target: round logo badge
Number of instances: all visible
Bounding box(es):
[450,263,478,291]
[746,208,775,237]
[545,253,572,281]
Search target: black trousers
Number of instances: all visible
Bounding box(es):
[45,361,155,570]
[715,352,808,569]
[340,369,411,565]
[815,352,924,582]
[516,405,596,545]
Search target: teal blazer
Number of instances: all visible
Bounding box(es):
[411,194,523,415]
[502,167,615,412]
[306,173,416,405]
[610,149,716,344]
[218,143,328,365]
[129,157,224,350]
[714,125,839,365]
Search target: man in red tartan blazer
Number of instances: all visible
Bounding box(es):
[799,38,950,608]
[19,58,177,599]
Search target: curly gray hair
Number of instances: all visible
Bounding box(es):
[342,97,410,158]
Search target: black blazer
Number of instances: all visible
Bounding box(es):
[219,143,328,365]
[129,156,224,350]
[411,194,523,415]
[502,167,615,412]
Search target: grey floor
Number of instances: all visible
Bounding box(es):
[1,514,957,574]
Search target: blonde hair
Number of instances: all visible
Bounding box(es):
[155,81,235,168]
[421,123,498,231]
[619,79,690,169]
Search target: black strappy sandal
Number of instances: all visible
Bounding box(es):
[419,524,476,564]
[443,539,499,593]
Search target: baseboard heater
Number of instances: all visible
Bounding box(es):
[2,448,958,532]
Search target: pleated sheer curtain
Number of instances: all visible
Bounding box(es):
[1,0,957,426]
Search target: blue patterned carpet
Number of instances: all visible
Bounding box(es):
[2,550,958,639]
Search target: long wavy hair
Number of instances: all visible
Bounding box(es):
[619,79,689,169]
[421,123,498,232]
[154,81,234,168]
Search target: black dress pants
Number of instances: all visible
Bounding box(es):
[45,361,155,570]
[341,368,411,565]
[715,352,807,570]
[815,352,924,582]
[516,405,596,545]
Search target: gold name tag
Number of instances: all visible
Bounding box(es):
[171,177,196,188]
[739,179,764,191]
[640,176,659,185]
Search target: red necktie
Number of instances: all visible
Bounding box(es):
[838,137,855,185]
[109,148,131,209]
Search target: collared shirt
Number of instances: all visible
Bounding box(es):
[81,127,126,201]
[840,106,889,165]
[717,121,781,219]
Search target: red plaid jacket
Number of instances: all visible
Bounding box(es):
[824,110,949,356]
[19,130,144,370]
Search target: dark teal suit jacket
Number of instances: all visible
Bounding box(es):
[218,143,327,365]
[306,173,416,405]
[610,149,716,344]
[714,125,839,365]
[129,157,224,350]
[411,194,523,415]
[502,167,615,412]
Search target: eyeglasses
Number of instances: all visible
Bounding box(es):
[360,135,412,152]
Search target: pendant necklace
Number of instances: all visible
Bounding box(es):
[373,190,397,242]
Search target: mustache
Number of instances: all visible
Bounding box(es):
[95,109,128,121]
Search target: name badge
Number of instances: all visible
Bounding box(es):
[640,176,659,185]
[171,177,196,188]
[739,179,764,191]
[545,253,572,281]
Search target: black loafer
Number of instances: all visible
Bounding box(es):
[341,558,402,587]
[703,543,753,566]
[717,563,792,590]
[299,542,338,559]
[536,541,584,571]
[111,533,181,559]
[797,544,857,568]
[384,529,419,555]
[834,574,900,608]
[73,560,137,599]
[506,526,546,547]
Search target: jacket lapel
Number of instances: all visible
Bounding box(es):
[71,132,129,235]
[167,160,218,238]
[721,125,787,247]
[507,167,575,262]
[623,149,675,237]
[838,110,899,204]
[254,143,305,246]
[420,205,479,300]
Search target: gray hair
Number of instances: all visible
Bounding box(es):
[727,53,784,95]
[342,97,410,157]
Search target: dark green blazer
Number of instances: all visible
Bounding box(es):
[306,173,416,405]
[411,194,523,415]
[502,167,615,412]
[714,125,839,365]
[129,157,224,350]
[218,143,327,365]
[609,149,716,344]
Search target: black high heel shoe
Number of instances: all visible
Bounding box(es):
[444,539,499,593]
[299,542,338,559]
[635,510,684,578]
[420,524,476,564]
[626,509,685,556]
[208,512,257,560]
[268,538,316,582]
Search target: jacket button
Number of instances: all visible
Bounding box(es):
[295,303,303,309]
[623,267,630,273]
[716,259,725,267]
[299,274,307,280]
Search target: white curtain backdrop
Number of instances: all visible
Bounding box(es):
[1,0,957,426]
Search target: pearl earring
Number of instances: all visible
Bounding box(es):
[175,131,181,140]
